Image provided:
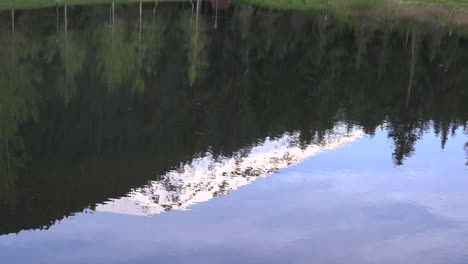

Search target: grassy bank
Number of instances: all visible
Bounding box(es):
[0,0,181,10]
[238,0,468,31]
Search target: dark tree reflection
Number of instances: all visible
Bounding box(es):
[0,2,467,236]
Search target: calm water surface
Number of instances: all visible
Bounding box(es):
[0,2,468,263]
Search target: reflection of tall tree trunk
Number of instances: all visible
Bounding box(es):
[6,139,10,179]
[153,1,158,24]
[10,16,16,95]
[65,5,69,88]
[266,8,272,53]
[137,2,143,92]
[405,29,409,48]
[407,28,418,106]
[193,0,201,65]
[449,7,455,37]
[151,1,158,43]
[109,2,112,27]
[195,0,201,31]
[324,0,329,18]
[444,38,459,73]
[244,48,250,76]
[151,0,158,66]
[139,2,142,47]
[355,17,368,71]
[429,23,443,62]
[190,0,195,31]
[56,1,60,44]
[214,0,218,29]
[109,2,115,27]
[194,0,201,62]
[204,0,209,14]
[138,2,143,61]
[238,5,254,40]
[189,0,202,92]
[109,4,115,91]
[139,1,142,55]
[8,17,16,174]
[378,17,392,80]
[315,5,329,67]
[11,10,14,33]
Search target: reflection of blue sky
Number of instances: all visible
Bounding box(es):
[1,130,468,264]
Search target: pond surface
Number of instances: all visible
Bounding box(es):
[0,1,468,263]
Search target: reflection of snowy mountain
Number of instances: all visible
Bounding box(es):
[96,126,363,216]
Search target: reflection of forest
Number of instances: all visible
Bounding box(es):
[0,3,467,236]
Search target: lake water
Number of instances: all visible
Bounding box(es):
[0,1,468,263]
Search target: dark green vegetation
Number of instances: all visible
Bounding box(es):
[0,2,467,236]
